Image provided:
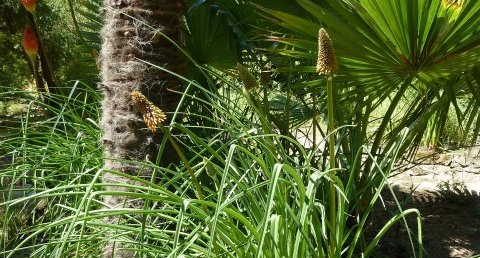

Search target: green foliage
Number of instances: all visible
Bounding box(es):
[5,0,480,257]
[252,0,480,152]
[61,0,101,85]
[0,83,102,255]
[185,1,242,70]
[0,0,99,92]
[0,73,422,257]
[0,1,30,89]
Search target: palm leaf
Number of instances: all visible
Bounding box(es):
[254,0,480,150]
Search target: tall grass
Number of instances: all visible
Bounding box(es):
[0,83,102,256]
[0,69,423,258]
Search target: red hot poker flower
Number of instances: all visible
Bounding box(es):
[21,0,37,13]
[23,26,39,61]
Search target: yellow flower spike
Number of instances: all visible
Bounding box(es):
[131,91,166,133]
[237,63,259,91]
[316,28,337,75]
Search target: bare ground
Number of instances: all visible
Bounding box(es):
[375,147,480,258]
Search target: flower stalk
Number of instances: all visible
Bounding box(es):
[260,67,271,116]
[21,0,58,94]
[237,63,272,134]
[316,27,338,256]
[131,91,204,200]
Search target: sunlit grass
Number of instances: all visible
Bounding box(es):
[0,74,423,257]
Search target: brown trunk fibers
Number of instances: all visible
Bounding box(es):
[99,1,185,257]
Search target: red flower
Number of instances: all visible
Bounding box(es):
[23,26,39,60]
[21,0,36,13]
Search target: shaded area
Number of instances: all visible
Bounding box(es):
[371,189,480,258]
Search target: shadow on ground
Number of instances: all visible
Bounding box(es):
[371,189,480,258]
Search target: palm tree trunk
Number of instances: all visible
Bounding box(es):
[99,1,185,257]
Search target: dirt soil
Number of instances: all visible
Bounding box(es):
[374,147,480,258]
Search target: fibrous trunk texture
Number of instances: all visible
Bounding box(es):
[99,0,185,257]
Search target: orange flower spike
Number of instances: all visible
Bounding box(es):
[131,91,167,133]
[21,0,37,13]
[23,26,39,62]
